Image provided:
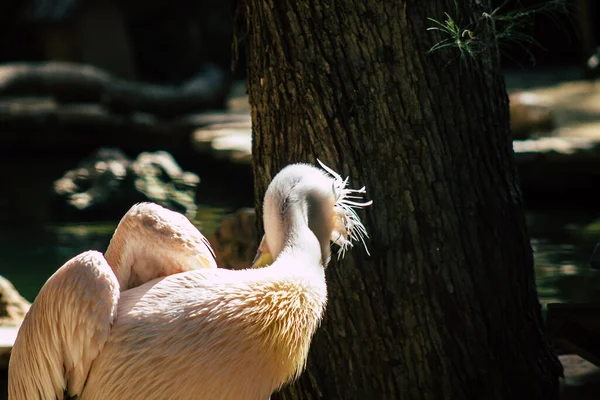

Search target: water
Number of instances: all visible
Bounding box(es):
[529,211,600,306]
[1,207,599,305]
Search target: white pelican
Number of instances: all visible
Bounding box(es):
[8,161,372,400]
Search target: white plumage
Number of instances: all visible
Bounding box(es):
[8,161,371,400]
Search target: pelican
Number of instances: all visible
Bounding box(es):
[8,161,372,400]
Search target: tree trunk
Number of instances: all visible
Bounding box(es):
[237,1,562,399]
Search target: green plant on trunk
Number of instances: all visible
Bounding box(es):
[427,0,569,66]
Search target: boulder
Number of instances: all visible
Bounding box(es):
[0,61,230,118]
[53,148,199,220]
[131,151,200,216]
[0,276,30,326]
[560,354,600,400]
[210,208,258,270]
[509,91,555,140]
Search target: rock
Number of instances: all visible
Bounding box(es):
[192,118,252,165]
[0,80,249,159]
[0,277,29,372]
[513,137,598,157]
[105,64,231,118]
[560,354,600,400]
[0,62,110,103]
[0,61,230,118]
[53,148,199,220]
[510,91,556,140]
[53,148,132,219]
[210,208,258,270]
[131,151,199,216]
[0,276,30,326]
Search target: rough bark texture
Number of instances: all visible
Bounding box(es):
[238,1,562,399]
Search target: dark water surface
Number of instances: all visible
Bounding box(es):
[528,211,600,306]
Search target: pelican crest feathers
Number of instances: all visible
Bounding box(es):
[316,159,373,259]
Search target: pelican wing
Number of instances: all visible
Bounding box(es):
[9,251,119,400]
[105,203,218,290]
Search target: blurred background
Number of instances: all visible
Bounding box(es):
[0,0,596,308]
[0,0,599,396]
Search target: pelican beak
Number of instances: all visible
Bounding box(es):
[251,235,273,268]
[330,209,349,248]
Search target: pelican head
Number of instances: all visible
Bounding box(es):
[255,160,372,268]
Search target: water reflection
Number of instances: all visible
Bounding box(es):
[528,211,600,306]
[1,209,599,305]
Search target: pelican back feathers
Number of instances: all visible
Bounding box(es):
[80,264,326,399]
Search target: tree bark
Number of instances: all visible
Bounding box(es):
[237,1,562,399]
